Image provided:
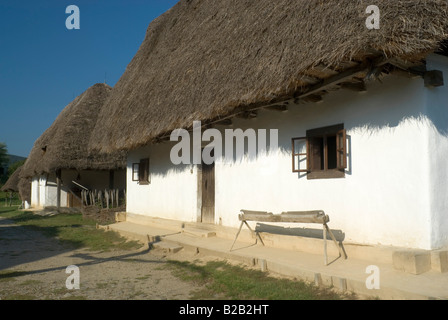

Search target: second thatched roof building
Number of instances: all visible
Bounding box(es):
[20,83,126,209]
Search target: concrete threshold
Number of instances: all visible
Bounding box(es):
[108,220,448,300]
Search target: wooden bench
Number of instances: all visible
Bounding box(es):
[230,209,347,265]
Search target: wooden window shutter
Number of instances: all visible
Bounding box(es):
[138,158,150,184]
[336,129,347,170]
[309,136,324,171]
[292,137,309,173]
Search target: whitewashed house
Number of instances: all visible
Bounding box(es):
[22,83,126,210]
[90,0,448,251]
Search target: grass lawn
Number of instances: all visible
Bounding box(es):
[166,259,355,300]
[0,206,141,251]
[0,191,22,207]
[0,205,358,300]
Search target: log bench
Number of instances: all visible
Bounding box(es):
[230,209,347,265]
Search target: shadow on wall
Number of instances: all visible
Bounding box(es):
[137,74,448,185]
[132,75,448,176]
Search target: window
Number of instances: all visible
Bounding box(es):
[139,158,150,184]
[132,163,139,182]
[133,158,150,184]
[292,124,347,179]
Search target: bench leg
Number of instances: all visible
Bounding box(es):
[244,221,265,246]
[230,221,245,251]
[323,224,328,265]
[324,223,347,261]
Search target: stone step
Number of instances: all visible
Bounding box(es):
[182,226,216,238]
[393,249,448,274]
[153,241,183,253]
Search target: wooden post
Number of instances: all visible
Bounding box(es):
[110,189,114,208]
[98,190,102,208]
[323,223,327,266]
[105,189,109,209]
[56,170,61,211]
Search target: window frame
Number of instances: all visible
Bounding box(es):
[292,124,347,180]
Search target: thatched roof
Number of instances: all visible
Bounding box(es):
[21,83,126,179]
[1,165,31,203]
[89,0,448,153]
[18,177,31,203]
[1,165,22,192]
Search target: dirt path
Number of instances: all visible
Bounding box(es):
[0,217,202,300]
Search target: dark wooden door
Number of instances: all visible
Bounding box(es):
[201,156,215,224]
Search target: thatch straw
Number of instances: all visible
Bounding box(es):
[18,176,31,203]
[21,83,126,179]
[1,165,23,192]
[89,0,448,153]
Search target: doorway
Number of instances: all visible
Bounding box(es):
[201,149,215,224]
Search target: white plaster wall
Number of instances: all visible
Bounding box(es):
[45,183,58,207]
[38,175,46,208]
[126,61,448,249]
[425,54,448,249]
[43,173,67,207]
[31,176,40,208]
[127,143,198,222]
[31,174,65,208]
[212,74,433,249]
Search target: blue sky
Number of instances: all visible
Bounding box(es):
[0,0,179,157]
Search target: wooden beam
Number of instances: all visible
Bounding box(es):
[295,56,388,101]
[236,111,258,119]
[390,67,421,79]
[215,119,232,126]
[306,64,339,76]
[266,104,288,112]
[297,75,321,85]
[302,94,323,103]
[339,80,367,92]
[424,70,444,87]
[156,57,390,143]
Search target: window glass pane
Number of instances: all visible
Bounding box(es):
[327,135,337,170]
[292,138,307,172]
[309,137,324,171]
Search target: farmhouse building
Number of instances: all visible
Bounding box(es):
[89,0,448,251]
[21,83,126,210]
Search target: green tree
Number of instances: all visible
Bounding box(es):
[0,142,8,168]
[0,143,8,185]
[8,159,26,176]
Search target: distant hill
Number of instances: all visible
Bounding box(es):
[7,154,26,166]
[0,154,27,178]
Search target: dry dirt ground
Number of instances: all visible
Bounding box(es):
[0,216,204,300]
